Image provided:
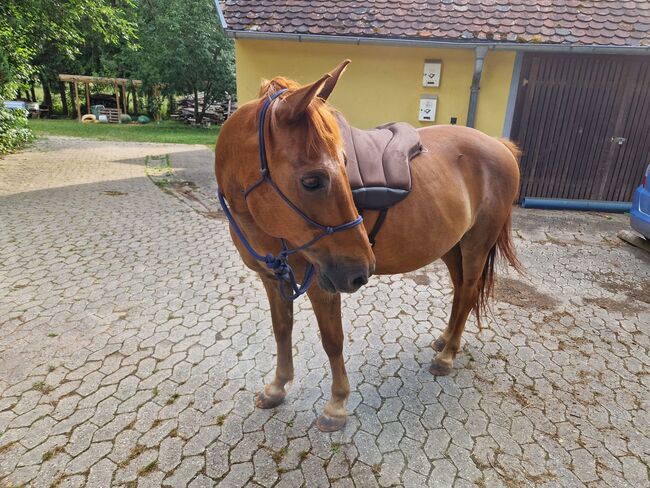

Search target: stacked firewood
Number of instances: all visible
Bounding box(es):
[174,92,237,125]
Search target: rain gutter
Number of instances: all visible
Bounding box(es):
[223,30,650,55]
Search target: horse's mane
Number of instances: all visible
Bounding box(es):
[258,77,342,160]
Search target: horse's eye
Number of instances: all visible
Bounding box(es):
[301,175,323,191]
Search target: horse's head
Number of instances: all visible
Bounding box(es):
[217,60,375,293]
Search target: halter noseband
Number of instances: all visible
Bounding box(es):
[218,89,364,300]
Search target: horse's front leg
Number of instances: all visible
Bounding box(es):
[307,285,349,432]
[256,277,294,409]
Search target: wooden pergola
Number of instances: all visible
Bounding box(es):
[58,74,143,121]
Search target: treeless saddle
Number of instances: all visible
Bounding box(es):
[337,115,422,245]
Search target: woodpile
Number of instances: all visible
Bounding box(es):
[173,93,237,125]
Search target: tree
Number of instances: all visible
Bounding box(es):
[138,0,235,123]
[0,0,137,102]
[0,0,235,122]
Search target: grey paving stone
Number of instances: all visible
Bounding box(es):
[216,461,254,487]
[0,137,647,488]
[64,440,112,475]
[163,455,204,487]
[85,458,116,488]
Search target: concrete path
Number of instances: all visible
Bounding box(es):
[0,137,648,487]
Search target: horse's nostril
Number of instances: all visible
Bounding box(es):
[352,274,368,288]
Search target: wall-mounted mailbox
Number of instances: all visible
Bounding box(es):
[419,95,438,122]
[423,60,442,87]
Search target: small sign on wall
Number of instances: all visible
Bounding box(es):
[423,60,442,87]
[419,95,438,122]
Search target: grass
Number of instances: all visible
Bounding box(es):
[42,445,66,462]
[32,381,53,394]
[29,119,220,147]
[138,460,158,476]
[166,393,180,405]
[271,446,287,464]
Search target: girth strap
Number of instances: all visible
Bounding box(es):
[365,208,389,248]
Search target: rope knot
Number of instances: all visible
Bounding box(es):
[264,254,290,281]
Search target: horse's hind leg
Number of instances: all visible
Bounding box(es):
[307,285,349,432]
[429,240,491,376]
[255,277,294,409]
[433,245,463,353]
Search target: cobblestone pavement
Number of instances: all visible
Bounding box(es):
[1,137,649,488]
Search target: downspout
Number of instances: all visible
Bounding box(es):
[466,46,488,128]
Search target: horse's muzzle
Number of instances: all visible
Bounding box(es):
[318,259,372,294]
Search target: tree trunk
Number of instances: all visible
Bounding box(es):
[38,72,53,109]
[30,81,37,102]
[132,87,139,115]
[193,87,200,124]
[200,98,209,124]
[200,85,212,123]
[59,83,69,117]
[168,93,176,118]
[121,85,127,114]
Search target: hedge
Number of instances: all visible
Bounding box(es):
[0,99,34,155]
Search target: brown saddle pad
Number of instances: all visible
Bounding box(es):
[337,115,422,210]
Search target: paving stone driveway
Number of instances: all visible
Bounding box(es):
[1,137,648,488]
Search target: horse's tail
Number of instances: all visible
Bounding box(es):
[476,208,524,324]
[497,138,522,165]
[476,139,524,324]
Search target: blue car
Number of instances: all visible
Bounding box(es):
[631,163,650,239]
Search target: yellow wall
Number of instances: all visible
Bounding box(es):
[235,39,516,137]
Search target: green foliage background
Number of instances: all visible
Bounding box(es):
[0,0,235,130]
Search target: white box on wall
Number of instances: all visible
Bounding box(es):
[419,95,437,122]
[423,60,442,87]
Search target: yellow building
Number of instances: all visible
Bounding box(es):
[234,39,515,137]
[217,1,650,202]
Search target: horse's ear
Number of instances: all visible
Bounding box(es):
[319,59,351,101]
[258,79,270,97]
[275,73,331,123]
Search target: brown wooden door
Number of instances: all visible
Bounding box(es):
[511,53,650,202]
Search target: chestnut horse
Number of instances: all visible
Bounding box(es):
[215,60,521,432]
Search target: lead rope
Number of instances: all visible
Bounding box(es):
[218,190,316,300]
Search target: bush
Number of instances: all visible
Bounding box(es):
[0,99,34,155]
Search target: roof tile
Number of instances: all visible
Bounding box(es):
[221,1,650,48]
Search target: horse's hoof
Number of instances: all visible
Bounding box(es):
[255,391,285,409]
[433,338,446,352]
[429,359,452,376]
[316,414,346,432]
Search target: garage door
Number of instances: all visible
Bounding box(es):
[510,53,650,202]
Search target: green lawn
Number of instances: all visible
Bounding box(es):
[29,119,219,147]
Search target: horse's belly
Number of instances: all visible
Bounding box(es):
[368,192,472,275]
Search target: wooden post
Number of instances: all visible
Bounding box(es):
[73,82,81,121]
[85,83,91,114]
[68,83,75,119]
[114,83,121,122]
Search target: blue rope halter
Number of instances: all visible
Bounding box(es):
[218,89,364,300]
